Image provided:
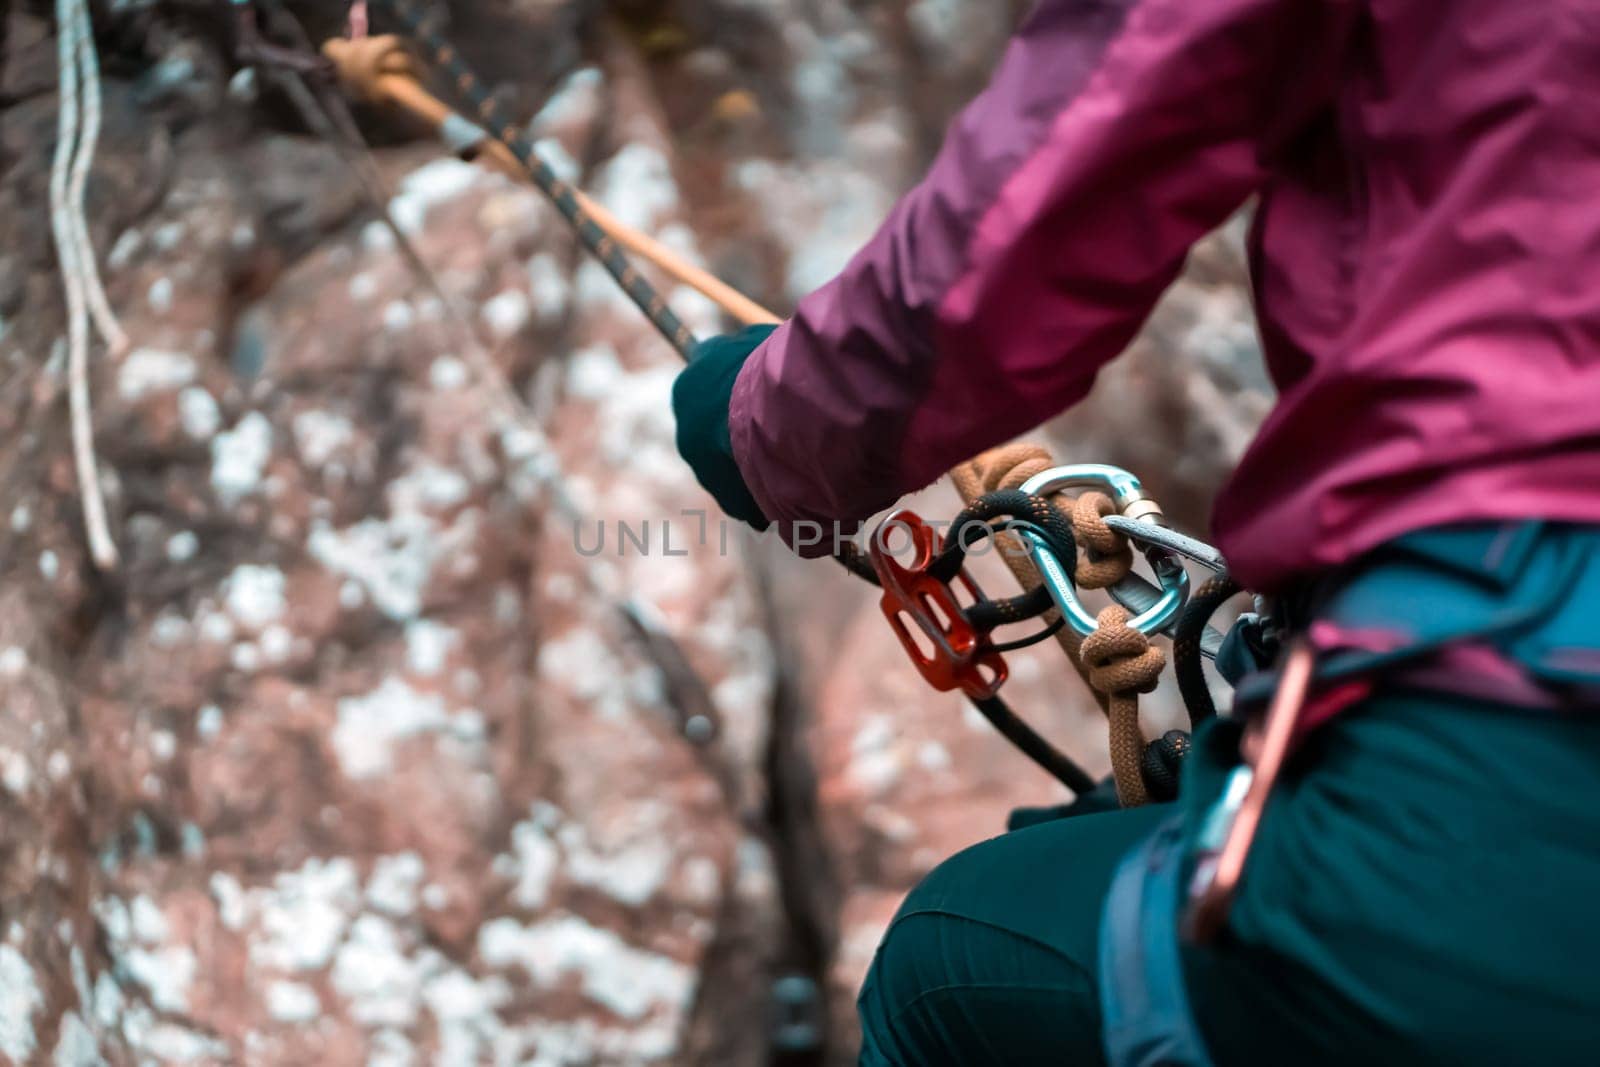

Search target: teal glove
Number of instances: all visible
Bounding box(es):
[672,324,776,530]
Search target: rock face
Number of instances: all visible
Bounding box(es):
[0,2,1265,1064]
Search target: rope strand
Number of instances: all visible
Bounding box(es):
[66,0,125,354]
[50,0,119,571]
[375,0,698,359]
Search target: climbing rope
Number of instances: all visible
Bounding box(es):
[1060,488,1166,806]
[1079,605,1165,807]
[1173,574,1244,726]
[370,0,700,359]
[320,35,778,330]
[51,0,125,571]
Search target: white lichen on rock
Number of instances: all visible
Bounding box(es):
[210,412,274,504]
[477,915,695,1021]
[0,944,43,1064]
[366,853,426,916]
[292,410,355,468]
[390,159,485,237]
[248,857,360,972]
[117,347,195,401]
[593,144,681,233]
[222,564,287,631]
[332,677,481,780]
[482,290,532,340]
[265,980,321,1024]
[178,387,221,439]
[403,620,458,678]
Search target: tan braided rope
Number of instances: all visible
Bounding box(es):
[1070,492,1133,590]
[950,444,1166,806]
[1079,605,1164,806]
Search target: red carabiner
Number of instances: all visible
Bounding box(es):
[869,510,1007,700]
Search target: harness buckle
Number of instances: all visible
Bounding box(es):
[869,510,1008,701]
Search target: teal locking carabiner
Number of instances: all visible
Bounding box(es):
[1016,465,1192,638]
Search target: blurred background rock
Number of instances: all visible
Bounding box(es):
[0,1,1268,1063]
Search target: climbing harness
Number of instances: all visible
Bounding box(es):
[1100,814,1215,1067]
[1097,524,1600,1067]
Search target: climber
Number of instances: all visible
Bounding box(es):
[672,0,1600,1064]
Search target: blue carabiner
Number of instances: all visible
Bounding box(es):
[1017,465,1191,638]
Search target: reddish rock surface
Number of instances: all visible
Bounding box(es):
[0,2,1263,1063]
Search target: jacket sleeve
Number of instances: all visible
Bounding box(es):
[727,0,1344,550]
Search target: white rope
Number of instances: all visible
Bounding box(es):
[50,0,120,570]
[66,0,126,353]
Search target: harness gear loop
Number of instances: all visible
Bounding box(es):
[1080,605,1166,808]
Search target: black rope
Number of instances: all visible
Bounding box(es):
[932,490,1077,583]
[972,695,1097,795]
[1139,729,1190,802]
[989,615,1066,654]
[834,539,881,586]
[373,0,697,360]
[1173,574,1242,726]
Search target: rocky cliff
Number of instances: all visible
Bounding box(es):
[0,2,1267,1063]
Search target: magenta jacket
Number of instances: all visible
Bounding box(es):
[728,0,1600,593]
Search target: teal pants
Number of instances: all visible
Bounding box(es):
[858,690,1600,1065]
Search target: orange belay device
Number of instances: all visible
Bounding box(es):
[869,511,1009,701]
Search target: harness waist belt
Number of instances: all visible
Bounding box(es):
[1236,522,1600,709]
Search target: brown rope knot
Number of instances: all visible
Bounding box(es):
[1080,605,1165,697]
[953,443,1175,808]
[954,443,1056,495]
[1080,605,1165,807]
[1071,492,1134,590]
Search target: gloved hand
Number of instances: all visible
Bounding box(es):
[672,324,777,530]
